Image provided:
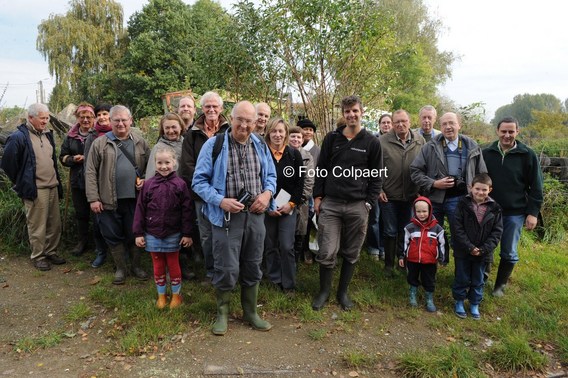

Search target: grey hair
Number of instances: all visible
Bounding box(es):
[419,105,437,117]
[200,91,223,108]
[109,105,131,119]
[28,103,49,117]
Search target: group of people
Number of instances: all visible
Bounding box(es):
[1,93,542,334]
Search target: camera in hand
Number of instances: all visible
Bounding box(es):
[237,189,253,205]
[450,175,466,191]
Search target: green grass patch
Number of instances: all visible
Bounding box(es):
[397,343,483,378]
[307,328,327,341]
[65,301,92,322]
[485,332,548,372]
[342,349,377,368]
[14,331,63,353]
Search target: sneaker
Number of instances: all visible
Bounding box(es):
[33,259,51,271]
[46,254,66,265]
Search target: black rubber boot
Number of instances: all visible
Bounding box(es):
[179,250,196,280]
[212,289,231,335]
[336,260,356,311]
[492,261,515,297]
[294,235,304,263]
[71,219,89,256]
[109,244,127,285]
[129,246,149,281]
[383,236,397,277]
[312,265,333,311]
[241,283,272,331]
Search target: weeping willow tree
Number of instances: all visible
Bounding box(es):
[37,0,126,111]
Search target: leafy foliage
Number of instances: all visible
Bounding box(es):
[36,0,126,111]
[492,93,564,128]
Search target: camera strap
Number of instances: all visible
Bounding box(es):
[442,136,466,178]
[106,131,142,177]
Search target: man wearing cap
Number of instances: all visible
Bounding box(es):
[298,118,320,164]
[2,103,66,271]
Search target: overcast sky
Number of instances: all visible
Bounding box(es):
[1,0,566,121]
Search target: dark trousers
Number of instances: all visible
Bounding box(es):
[96,198,136,247]
[406,261,437,293]
[265,212,297,289]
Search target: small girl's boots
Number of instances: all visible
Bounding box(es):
[170,293,183,309]
[156,294,167,309]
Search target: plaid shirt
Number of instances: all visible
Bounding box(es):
[226,134,262,200]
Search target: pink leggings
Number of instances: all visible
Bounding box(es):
[150,251,181,287]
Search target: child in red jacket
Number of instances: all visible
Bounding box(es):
[399,196,445,312]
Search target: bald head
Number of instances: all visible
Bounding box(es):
[255,102,271,135]
[231,101,256,143]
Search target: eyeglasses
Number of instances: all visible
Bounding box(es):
[111,118,130,124]
[79,116,94,120]
[234,117,255,126]
[393,120,409,125]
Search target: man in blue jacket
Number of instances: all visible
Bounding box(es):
[2,103,65,271]
[193,101,276,336]
[482,116,543,297]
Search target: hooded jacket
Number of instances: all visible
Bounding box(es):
[453,194,503,262]
[132,171,193,239]
[401,196,445,264]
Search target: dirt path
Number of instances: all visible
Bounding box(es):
[0,254,450,377]
[3,253,560,378]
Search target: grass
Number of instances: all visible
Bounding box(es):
[342,349,377,368]
[484,332,548,372]
[398,343,483,378]
[14,331,62,353]
[1,174,567,375]
[65,301,92,322]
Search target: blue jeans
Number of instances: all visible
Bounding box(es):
[379,200,412,238]
[500,215,524,264]
[366,200,383,255]
[452,256,485,305]
[432,195,461,264]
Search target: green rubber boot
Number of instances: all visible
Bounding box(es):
[241,284,272,331]
[212,289,231,336]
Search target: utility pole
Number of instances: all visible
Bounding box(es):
[38,80,45,104]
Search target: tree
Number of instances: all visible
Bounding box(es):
[492,93,563,128]
[108,0,195,117]
[379,0,454,113]
[232,0,453,134]
[37,0,125,111]
[524,110,568,145]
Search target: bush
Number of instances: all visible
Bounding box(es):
[540,174,568,243]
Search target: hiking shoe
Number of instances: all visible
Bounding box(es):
[47,254,66,265]
[33,259,51,271]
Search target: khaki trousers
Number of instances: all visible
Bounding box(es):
[23,187,61,260]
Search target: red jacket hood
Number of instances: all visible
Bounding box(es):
[411,196,438,229]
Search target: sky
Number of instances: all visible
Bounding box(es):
[1,0,566,121]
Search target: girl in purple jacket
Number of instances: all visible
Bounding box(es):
[133,146,193,309]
